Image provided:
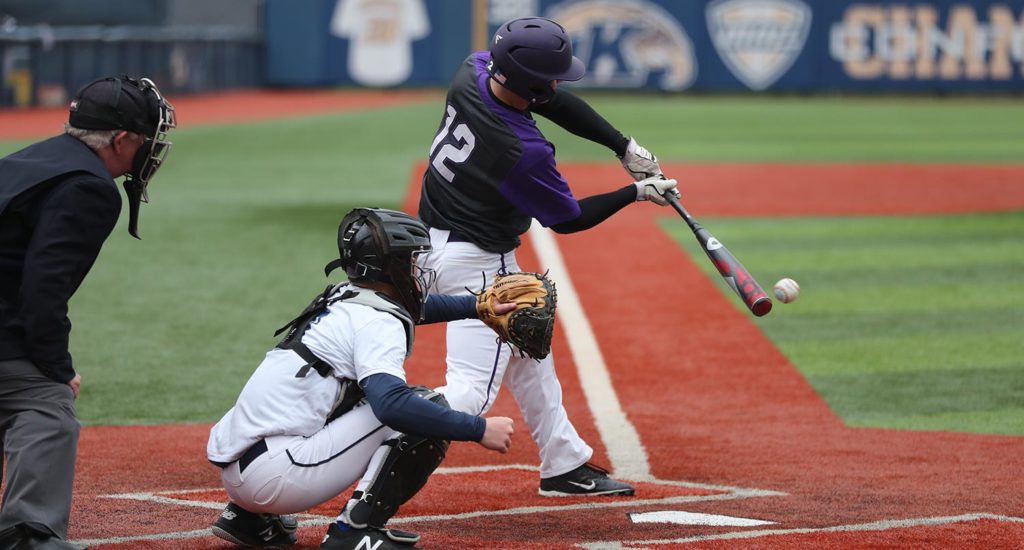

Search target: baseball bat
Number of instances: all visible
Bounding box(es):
[664,192,772,317]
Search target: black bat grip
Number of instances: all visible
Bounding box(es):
[663,191,697,229]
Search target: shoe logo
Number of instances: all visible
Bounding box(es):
[259,525,276,542]
[220,510,237,520]
[568,480,597,491]
[355,535,384,550]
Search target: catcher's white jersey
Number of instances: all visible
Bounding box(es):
[207,299,406,464]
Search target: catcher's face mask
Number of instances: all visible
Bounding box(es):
[383,250,435,322]
[408,250,437,318]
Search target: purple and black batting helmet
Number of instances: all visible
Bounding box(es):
[487,17,585,104]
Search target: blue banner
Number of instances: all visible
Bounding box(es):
[264,0,1024,92]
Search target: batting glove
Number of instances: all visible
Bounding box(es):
[634,176,679,206]
[619,137,663,180]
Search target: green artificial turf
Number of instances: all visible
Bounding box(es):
[663,212,1024,435]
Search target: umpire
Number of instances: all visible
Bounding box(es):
[0,75,175,550]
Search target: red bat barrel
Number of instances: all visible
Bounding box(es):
[694,228,773,317]
[665,193,773,317]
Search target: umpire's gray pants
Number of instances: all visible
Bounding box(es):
[0,358,79,539]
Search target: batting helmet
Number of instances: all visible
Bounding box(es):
[487,17,585,104]
[324,208,436,320]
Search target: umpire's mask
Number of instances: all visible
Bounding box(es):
[70,75,177,239]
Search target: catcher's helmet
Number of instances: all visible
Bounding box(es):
[487,16,585,104]
[325,208,436,320]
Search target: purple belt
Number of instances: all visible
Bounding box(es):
[429,226,472,243]
[447,230,472,243]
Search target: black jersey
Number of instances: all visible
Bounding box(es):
[418,52,581,253]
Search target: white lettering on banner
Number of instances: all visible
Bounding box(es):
[707,0,812,90]
[829,4,1024,80]
[548,0,697,90]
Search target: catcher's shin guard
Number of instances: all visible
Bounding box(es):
[343,387,451,528]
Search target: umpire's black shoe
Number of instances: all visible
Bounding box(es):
[320,522,419,549]
[211,501,298,547]
[539,462,635,497]
[14,534,86,550]
[0,525,86,550]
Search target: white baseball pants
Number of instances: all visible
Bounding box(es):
[220,403,396,515]
[422,228,592,478]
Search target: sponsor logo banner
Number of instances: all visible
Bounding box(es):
[707,0,812,90]
[829,3,1024,81]
[548,0,697,91]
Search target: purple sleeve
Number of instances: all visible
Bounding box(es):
[497,141,581,227]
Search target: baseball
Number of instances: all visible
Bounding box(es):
[773,278,800,304]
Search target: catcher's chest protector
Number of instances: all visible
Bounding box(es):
[339,289,416,356]
[274,284,418,424]
[277,284,416,358]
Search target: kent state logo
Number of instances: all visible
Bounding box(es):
[706,0,811,90]
[548,0,697,90]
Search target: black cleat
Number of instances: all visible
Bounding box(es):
[211,501,298,547]
[0,525,87,550]
[538,462,635,497]
[319,522,419,549]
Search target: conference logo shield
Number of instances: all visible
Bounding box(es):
[706,0,811,90]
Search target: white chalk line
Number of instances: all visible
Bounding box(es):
[78,464,781,547]
[576,513,1024,548]
[528,222,653,481]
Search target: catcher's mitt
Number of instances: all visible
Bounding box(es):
[475,272,557,360]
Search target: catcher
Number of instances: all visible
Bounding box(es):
[207,208,554,549]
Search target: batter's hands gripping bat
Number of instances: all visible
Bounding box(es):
[664,192,773,317]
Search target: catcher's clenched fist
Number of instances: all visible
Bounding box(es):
[476,272,557,360]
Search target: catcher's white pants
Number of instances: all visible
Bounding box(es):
[422,228,592,478]
[220,402,396,515]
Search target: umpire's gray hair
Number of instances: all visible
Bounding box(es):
[64,124,120,152]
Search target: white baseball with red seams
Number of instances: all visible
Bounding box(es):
[773,278,801,304]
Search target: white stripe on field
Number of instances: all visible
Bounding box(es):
[577,513,1024,548]
[81,489,777,547]
[529,222,652,481]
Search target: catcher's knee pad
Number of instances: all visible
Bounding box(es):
[344,386,451,528]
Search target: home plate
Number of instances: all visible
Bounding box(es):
[630,511,776,527]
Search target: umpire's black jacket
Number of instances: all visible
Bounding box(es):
[0,134,121,383]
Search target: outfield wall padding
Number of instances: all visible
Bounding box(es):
[264,0,1024,93]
